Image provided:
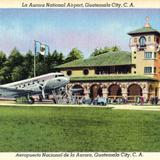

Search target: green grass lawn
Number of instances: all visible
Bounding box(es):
[0,105,160,152]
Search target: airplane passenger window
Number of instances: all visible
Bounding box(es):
[58,75,64,77]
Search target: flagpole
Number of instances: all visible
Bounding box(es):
[34,40,36,77]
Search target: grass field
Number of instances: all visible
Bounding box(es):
[0,105,160,152]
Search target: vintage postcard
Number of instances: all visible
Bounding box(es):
[0,0,160,160]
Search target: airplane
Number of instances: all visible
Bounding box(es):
[0,72,69,103]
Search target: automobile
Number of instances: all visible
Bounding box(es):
[82,98,92,105]
[97,97,107,105]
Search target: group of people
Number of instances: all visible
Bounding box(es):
[51,92,160,105]
[78,96,160,105]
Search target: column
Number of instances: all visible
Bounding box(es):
[84,88,90,98]
[157,87,160,98]
[142,89,149,102]
[122,88,127,98]
[102,88,108,98]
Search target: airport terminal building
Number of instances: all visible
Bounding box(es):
[57,19,160,102]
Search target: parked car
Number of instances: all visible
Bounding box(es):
[97,97,107,105]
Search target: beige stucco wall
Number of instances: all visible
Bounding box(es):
[131,50,155,76]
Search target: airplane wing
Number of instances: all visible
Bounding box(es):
[0,86,32,98]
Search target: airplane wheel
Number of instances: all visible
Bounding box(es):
[29,97,35,104]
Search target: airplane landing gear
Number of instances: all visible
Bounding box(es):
[27,93,35,104]
[28,96,35,104]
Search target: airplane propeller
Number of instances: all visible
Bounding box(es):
[41,88,45,99]
[39,84,46,99]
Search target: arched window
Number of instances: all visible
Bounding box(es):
[139,36,146,47]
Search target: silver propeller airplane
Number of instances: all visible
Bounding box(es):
[0,72,69,103]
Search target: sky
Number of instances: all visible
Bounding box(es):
[0,9,160,57]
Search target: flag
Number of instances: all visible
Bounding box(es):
[35,41,49,56]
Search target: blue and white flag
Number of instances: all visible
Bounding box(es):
[35,41,49,56]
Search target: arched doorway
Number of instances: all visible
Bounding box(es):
[71,84,84,96]
[108,84,122,96]
[127,84,142,96]
[90,84,102,99]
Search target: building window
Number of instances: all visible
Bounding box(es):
[144,67,152,74]
[134,38,137,43]
[83,68,89,75]
[134,51,136,54]
[66,70,72,76]
[134,71,136,74]
[154,67,156,73]
[139,36,146,47]
[154,52,157,59]
[134,56,136,59]
[144,52,152,59]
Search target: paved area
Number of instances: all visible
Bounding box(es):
[1,102,160,111]
[110,104,160,111]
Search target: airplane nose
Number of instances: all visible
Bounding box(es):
[45,76,70,90]
[64,77,70,83]
[57,77,69,84]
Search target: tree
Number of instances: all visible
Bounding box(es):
[0,64,12,84]
[110,45,121,52]
[36,62,48,76]
[65,48,84,63]
[43,50,65,73]
[91,46,121,57]
[0,51,6,69]
[57,53,65,65]
[11,66,24,82]
[91,46,110,57]
[22,50,34,78]
[8,48,24,68]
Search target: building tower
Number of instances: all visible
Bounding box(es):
[128,17,160,80]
